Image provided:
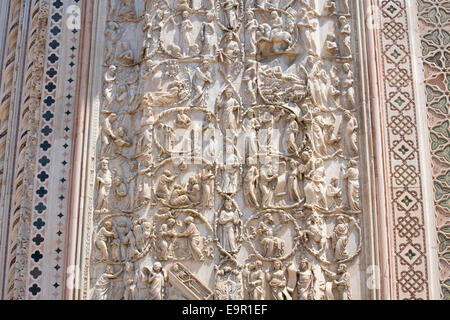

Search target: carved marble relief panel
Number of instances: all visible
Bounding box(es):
[81,0,375,300]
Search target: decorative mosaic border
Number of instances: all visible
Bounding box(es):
[375,0,431,299]
[27,0,81,299]
[416,0,450,300]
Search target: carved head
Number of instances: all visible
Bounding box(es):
[206,12,215,21]
[273,260,282,270]
[100,159,109,171]
[224,200,233,211]
[343,63,351,72]
[246,9,254,19]
[338,264,347,273]
[270,11,279,19]
[339,16,348,25]
[300,258,309,271]
[104,221,113,230]
[153,262,162,273]
[184,216,194,225]
[168,218,176,227]
[182,10,190,19]
[224,87,233,99]
[337,216,346,224]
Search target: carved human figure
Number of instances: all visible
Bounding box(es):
[178,216,204,261]
[155,170,177,200]
[244,165,260,208]
[218,33,241,77]
[330,215,350,261]
[287,160,302,203]
[343,160,360,211]
[169,183,190,207]
[339,16,352,59]
[220,153,241,194]
[135,108,154,157]
[303,212,327,260]
[344,111,358,154]
[96,159,113,211]
[203,114,216,163]
[297,258,315,300]
[297,9,318,55]
[307,59,328,110]
[341,0,350,14]
[342,63,355,108]
[192,63,212,106]
[260,107,284,154]
[177,11,198,56]
[136,157,153,203]
[95,221,116,260]
[103,66,117,110]
[244,110,260,161]
[270,11,292,52]
[100,113,118,156]
[187,175,201,203]
[113,176,127,199]
[256,214,285,258]
[327,177,343,209]
[118,0,136,19]
[243,64,257,103]
[246,261,264,300]
[245,10,258,55]
[117,42,134,65]
[145,262,166,300]
[259,158,278,208]
[324,33,339,57]
[221,88,240,138]
[201,164,215,208]
[158,218,178,260]
[285,114,300,155]
[123,262,137,300]
[105,23,123,64]
[217,200,241,252]
[93,266,123,300]
[322,264,351,300]
[221,0,238,30]
[304,157,328,209]
[267,260,292,300]
[200,13,218,57]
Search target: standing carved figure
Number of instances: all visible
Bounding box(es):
[200,13,218,57]
[297,258,315,300]
[259,159,278,208]
[342,63,355,108]
[267,261,292,300]
[245,10,258,55]
[343,160,360,211]
[344,111,358,155]
[96,160,113,211]
[287,160,302,203]
[103,66,117,110]
[95,221,116,260]
[244,165,260,208]
[339,16,352,59]
[192,63,213,106]
[158,218,177,260]
[144,262,166,300]
[93,266,123,300]
[124,262,137,300]
[217,200,241,252]
[222,0,239,30]
[330,216,350,261]
[246,261,264,300]
[178,216,205,261]
[201,164,215,208]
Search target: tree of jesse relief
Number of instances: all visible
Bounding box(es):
[88,0,365,300]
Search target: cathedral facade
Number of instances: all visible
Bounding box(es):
[0,0,447,300]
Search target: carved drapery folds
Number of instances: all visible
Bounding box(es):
[85,0,368,300]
